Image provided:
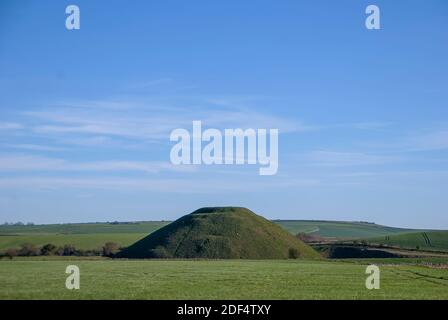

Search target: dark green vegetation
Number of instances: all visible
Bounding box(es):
[365,231,448,252]
[1,257,448,299]
[321,246,401,259]
[119,207,320,259]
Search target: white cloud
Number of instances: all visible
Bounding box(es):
[12,98,393,153]
[350,121,392,130]
[0,155,195,173]
[0,122,23,130]
[411,130,448,151]
[304,151,399,167]
[0,176,318,193]
[4,144,66,152]
[127,78,173,90]
[0,155,64,171]
[23,102,302,146]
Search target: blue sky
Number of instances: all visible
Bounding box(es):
[0,0,447,228]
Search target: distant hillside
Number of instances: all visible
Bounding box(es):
[0,221,169,234]
[365,231,448,252]
[274,220,421,238]
[118,207,320,259]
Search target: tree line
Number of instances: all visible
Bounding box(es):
[1,242,121,259]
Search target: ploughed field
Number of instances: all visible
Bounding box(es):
[1,258,447,299]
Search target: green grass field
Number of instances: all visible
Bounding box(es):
[1,217,447,300]
[1,257,447,299]
[366,231,448,252]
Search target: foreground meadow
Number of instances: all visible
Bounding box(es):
[0,258,447,299]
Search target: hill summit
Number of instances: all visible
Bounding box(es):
[118,207,320,259]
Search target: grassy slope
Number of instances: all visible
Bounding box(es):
[1,258,447,299]
[120,207,320,259]
[275,220,419,238]
[366,231,448,252]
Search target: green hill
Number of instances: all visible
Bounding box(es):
[365,231,448,252]
[274,220,419,238]
[118,207,320,259]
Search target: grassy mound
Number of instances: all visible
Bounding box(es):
[118,207,320,259]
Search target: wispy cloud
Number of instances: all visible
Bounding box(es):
[350,121,393,130]
[4,144,66,152]
[0,155,195,173]
[0,176,319,193]
[22,100,301,145]
[410,130,448,151]
[304,151,400,167]
[0,122,23,130]
[362,129,448,153]
[126,78,173,90]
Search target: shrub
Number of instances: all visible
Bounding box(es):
[151,246,172,258]
[55,246,64,256]
[82,249,101,256]
[18,243,40,256]
[41,243,57,256]
[5,248,18,259]
[288,247,300,259]
[102,242,120,257]
[59,244,76,256]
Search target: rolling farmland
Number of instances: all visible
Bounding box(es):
[0,220,440,252]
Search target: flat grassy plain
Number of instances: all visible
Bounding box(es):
[1,258,447,299]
